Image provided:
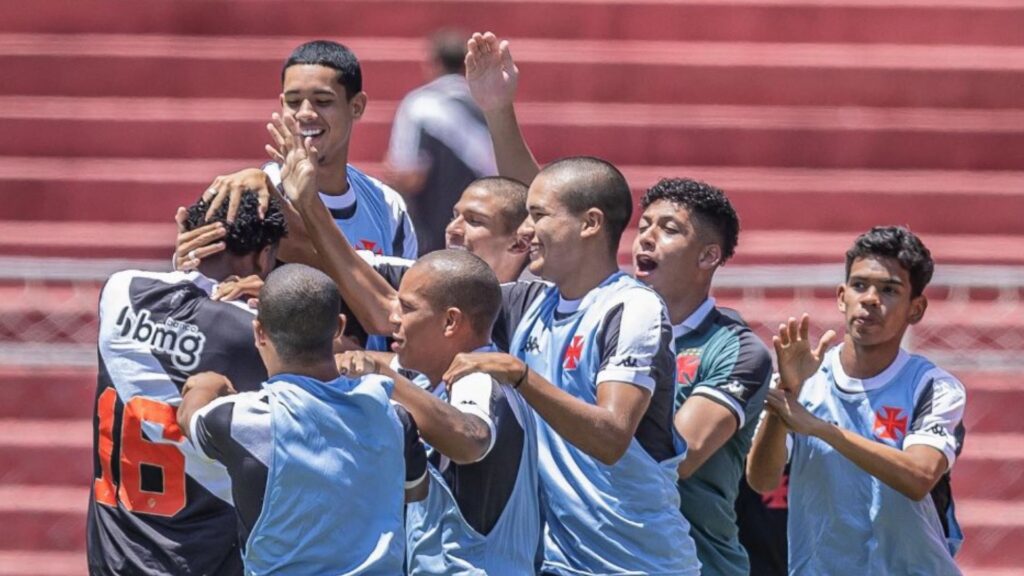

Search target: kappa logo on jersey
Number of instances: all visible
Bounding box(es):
[563,336,585,370]
[357,240,383,255]
[676,352,701,385]
[616,356,639,368]
[115,306,206,371]
[874,406,909,441]
[521,336,541,354]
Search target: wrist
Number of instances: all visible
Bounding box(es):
[512,360,529,390]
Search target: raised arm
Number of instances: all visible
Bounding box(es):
[177,372,237,439]
[267,113,398,335]
[466,32,540,185]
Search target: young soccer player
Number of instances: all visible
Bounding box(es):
[87,192,286,575]
[746,226,966,575]
[178,264,428,574]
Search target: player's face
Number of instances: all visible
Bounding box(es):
[839,256,926,348]
[633,200,707,297]
[389,267,445,375]
[280,65,364,169]
[445,185,516,268]
[521,175,582,282]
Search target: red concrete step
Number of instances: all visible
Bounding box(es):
[953,434,1024,501]
[961,374,1024,434]
[0,485,85,552]
[0,420,91,487]
[6,0,1024,46]
[0,367,96,420]
[8,97,1024,170]
[0,551,86,576]
[3,34,1023,108]
[957,500,1024,569]
[3,156,1023,236]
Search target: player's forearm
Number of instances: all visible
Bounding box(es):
[746,413,790,493]
[815,423,943,501]
[177,373,236,437]
[674,397,738,480]
[483,106,540,185]
[294,193,396,334]
[518,371,638,465]
[384,367,491,464]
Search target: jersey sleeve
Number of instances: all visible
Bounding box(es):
[690,330,773,429]
[356,250,413,290]
[386,95,427,172]
[904,371,967,471]
[448,372,499,462]
[595,291,674,393]
[493,281,550,352]
[394,404,428,489]
[378,185,419,259]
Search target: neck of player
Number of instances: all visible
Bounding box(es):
[556,256,620,301]
[269,357,341,383]
[314,149,351,196]
[662,280,712,326]
[839,333,904,379]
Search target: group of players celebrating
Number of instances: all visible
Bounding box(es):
[87,32,967,576]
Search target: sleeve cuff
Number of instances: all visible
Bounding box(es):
[692,387,745,429]
[903,434,957,471]
[596,368,655,393]
[405,469,428,490]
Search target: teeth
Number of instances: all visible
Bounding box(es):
[300,129,324,137]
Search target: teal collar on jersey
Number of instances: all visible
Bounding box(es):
[671,297,716,339]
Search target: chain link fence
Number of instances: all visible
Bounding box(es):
[1,258,1021,370]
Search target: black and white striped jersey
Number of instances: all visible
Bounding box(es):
[87,270,267,576]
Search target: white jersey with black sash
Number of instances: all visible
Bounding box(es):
[87,270,268,575]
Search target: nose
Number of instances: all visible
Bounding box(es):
[861,285,881,306]
[445,214,464,237]
[635,225,656,250]
[387,299,402,328]
[295,99,317,121]
[516,216,534,240]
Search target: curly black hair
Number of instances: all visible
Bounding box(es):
[640,178,739,262]
[845,226,934,298]
[184,190,288,256]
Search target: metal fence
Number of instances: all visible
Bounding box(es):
[1,258,1021,370]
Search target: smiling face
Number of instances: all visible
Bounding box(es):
[519,174,584,283]
[839,256,927,348]
[389,265,450,378]
[280,64,364,170]
[445,184,524,276]
[632,199,712,299]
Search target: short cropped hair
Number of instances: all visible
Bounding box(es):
[470,176,528,235]
[257,264,341,361]
[184,191,287,256]
[640,178,740,262]
[430,29,468,75]
[413,250,502,336]
[540,157,632,254]
[282,40,362,100]
[845,226,934,298]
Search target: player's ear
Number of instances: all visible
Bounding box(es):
[836,283,847,313]
[336,313,348,338]
[580,208,605,239]
[350,92,367,119]
[908,294,928,325]
[443,307,461,337]
[698,244,722,270]
[252,319,267,347]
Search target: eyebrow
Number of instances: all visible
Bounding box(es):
[849,275,904,285]
[283,89,337,96]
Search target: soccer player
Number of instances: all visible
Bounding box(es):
[465,32,774,574]
[443,157,700,575]
[191,39,417,262]
[87,191,286,575]
[273,109,541,573]
[335,251,539,575]
[746,226,966,575]
[177,264,428,574]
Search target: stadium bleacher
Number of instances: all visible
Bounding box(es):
[0,0,1021,573]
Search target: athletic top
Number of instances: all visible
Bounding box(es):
[788,346,966,575]
[87,270,268,576]
[264,162,418,259]
[672,300,773,576]
[387,74,496,253]
[405,349,540,575]
[509,272,700,575]
[188,383,427,547]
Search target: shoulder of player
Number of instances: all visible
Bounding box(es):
[602,279,667,318]
[347,165,410,210]
[910,357,967,405]
[451,371,498,391]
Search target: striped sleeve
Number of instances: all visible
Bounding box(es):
[904,370,966,471]
[596,290,674,393]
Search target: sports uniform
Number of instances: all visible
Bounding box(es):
[87,270,268,575]
[404,346,540,575]
[672,299,773,576]
[787,346,965,575]
[506,271,700,575]
[188,373,427,574]
[264,162,418,259]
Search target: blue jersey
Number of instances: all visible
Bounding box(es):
[511,272,700,575]
[240,373,408,575]
[264,163,418,259]
[788,346,966,575]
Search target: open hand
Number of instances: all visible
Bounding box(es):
[442,352,524,391]
[764,388,826,437]
[266,113,319,206]
[773,314,836,394]
[336,351,381,378]
[174,207,226,271]
[212,275,263,308]
[466,32,518,112]
[200,168,272,222]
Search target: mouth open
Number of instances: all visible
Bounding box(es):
[300,127,325,139]
[635,254,659,274]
